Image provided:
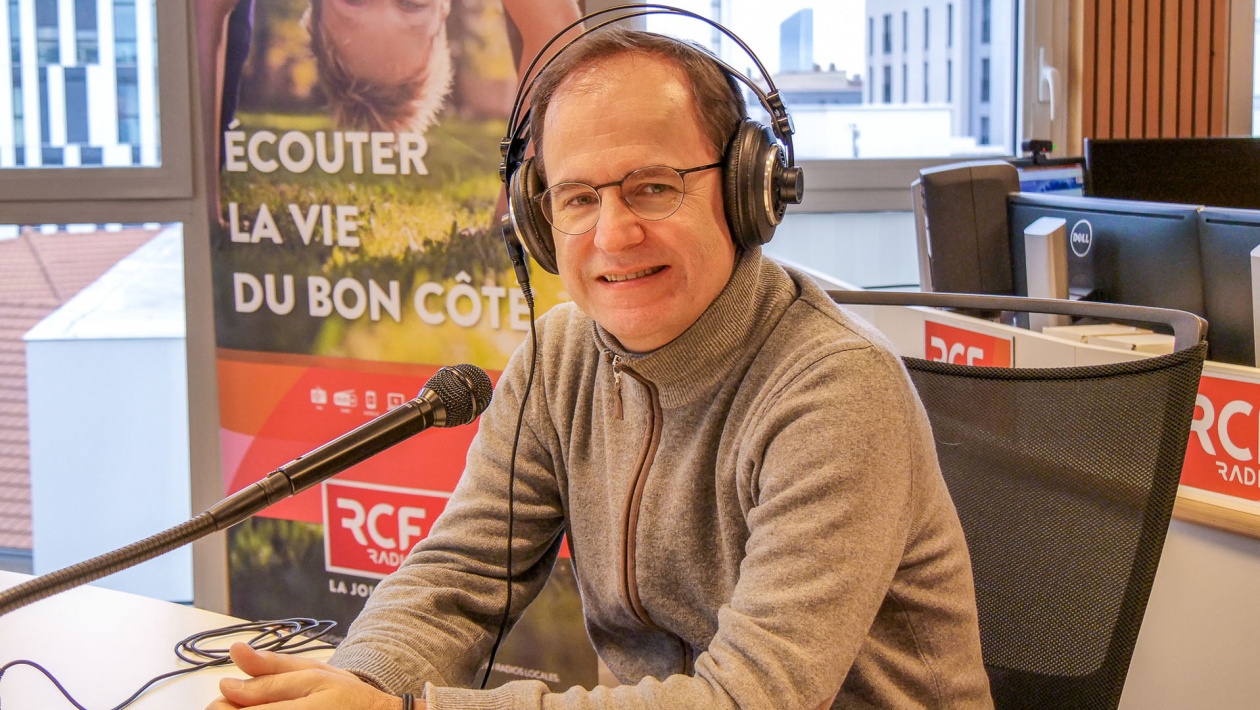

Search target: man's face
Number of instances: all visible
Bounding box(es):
[541,54,736,353]
[320,0,448,86]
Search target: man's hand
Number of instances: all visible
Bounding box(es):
[205,642,418,709]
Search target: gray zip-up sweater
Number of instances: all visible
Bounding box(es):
[331,248,992,709]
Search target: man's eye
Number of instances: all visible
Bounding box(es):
[632,182,678,199]
[564,192,598,209]
[397,0,431,11]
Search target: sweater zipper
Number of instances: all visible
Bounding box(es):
[608,357,692,675]
[617,363,663,632]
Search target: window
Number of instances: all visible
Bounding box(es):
[980,116,990,145]
[35,0,57,64]
[645,1,1020,164]
[981,0,991,45]
[0,0,200,584]
[980,58,990,103]
[75,0,98,64]
[0,0,189,198]
[948,3,954,47]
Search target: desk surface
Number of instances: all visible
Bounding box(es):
[0,570,334,709]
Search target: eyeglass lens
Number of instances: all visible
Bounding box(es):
[540,165,688,235]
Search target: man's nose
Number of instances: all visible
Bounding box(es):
[591,189,645,253]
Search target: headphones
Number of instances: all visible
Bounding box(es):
[498,4,805,276]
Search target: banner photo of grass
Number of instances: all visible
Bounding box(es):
[197,0,596,690]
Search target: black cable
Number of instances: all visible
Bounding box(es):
[480,283,538,690]
[0,617,336,710]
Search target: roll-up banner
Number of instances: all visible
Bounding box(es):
[194,0,595,689]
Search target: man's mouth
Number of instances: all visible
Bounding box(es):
[602,266,665,283]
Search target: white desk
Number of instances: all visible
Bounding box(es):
[0,571,334,709]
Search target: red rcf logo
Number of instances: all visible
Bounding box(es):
[323,480,452,578]
[1184,374,1260,501]
[924,320,1013,368]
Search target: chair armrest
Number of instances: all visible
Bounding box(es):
[826,290,1208,354]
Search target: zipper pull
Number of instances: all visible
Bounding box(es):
[611,355,624,420]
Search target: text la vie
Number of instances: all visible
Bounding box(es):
[228,202,360,247]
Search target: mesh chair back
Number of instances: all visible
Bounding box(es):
[828,290,1207,710]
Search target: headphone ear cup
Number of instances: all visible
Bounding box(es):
[722,119,786,250]
[508,157,560,275]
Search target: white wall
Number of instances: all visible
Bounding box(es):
[25,227,192,602]
[1120,519,1260,709]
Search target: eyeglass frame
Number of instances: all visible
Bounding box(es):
[535,161,724,235]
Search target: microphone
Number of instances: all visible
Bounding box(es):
[0,364,493,617]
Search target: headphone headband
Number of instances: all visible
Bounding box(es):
[500,4,796,183]
[500,4,804,274]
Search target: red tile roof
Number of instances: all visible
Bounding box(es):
[0,227,161,550]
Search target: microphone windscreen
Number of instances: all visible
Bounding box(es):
[426,364,494,426]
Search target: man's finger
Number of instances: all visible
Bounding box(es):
[228,641,347,677]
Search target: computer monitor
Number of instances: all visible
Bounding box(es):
[1014,159,1084,197]
[1084,137,1260,209]
[912,160,1020,295]
[1199,207,1260,366]
[1008,193,1205,317]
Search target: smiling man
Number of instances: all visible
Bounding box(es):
[209,26,992,710]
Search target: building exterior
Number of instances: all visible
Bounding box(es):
[864,0,1013,149]
[780,8,813,73]
[0,0,159,168]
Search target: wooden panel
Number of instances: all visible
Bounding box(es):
[1194,0,1213,134]
[1161,0,1181,137]
[1096,0,1115,137]
[1209,0,1228,134]
[1178,0,1196,136]
[1083,0,1098,139]
[1083,0,1233,141]
[1144,0,1162,137]
[1112,0,1131,136]
[1128,0,1146,136]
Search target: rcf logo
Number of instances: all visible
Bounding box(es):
[924,320,1013,368]
[1070,219,1093,257]
[1184,374,1260,501]
[323,480,452,579]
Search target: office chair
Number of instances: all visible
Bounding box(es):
[827,290,1207,710]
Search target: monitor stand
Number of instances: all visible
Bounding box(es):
[1023,216,1072,333]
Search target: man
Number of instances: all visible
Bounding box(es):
[209,27,992,710]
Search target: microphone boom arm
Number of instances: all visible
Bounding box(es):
[0,366,491,617]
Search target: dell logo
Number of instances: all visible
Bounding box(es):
[1070,219,1093,257]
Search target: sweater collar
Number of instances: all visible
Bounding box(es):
[593,247,797,408]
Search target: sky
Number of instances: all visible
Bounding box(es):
[643,1,868,77]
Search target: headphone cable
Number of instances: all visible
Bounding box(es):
[479,272,537,689]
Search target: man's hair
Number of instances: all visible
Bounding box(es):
[526,26,747,180]
[305,0,454,134]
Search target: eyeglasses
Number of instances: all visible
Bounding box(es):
[536,162,722,235]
